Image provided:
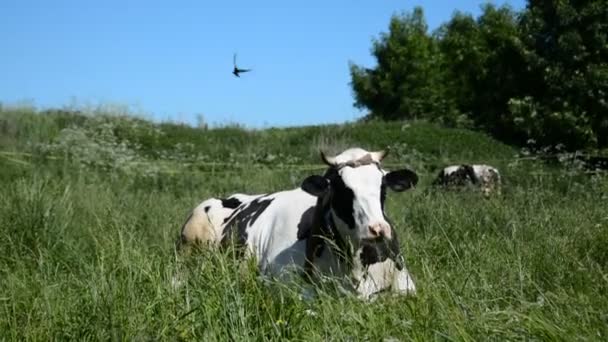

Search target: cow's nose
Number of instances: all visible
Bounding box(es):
[368,223,392,240]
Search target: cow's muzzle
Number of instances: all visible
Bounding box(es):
[368,222,392,240]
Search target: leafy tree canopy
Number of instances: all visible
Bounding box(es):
[350,0,608,150]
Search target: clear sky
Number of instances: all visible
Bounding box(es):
[1,0,525,128]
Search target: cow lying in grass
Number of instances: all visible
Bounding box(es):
[432,164,501,196]
[178,148,418,299]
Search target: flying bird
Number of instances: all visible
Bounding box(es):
[232,53,252,77]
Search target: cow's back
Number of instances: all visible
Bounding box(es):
[222,188,317,276]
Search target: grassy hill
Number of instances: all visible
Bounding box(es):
[1,107,607,340]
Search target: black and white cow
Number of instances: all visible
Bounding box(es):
[432,164,501,196]
[219,148,419,299]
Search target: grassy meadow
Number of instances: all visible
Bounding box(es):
[0,107,607,340]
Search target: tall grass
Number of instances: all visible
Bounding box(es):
[0,108,606,340]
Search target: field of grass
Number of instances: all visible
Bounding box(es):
[1,107,607,340]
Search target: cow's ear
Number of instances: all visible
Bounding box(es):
[384,169,418,192]
[301,175,330,197]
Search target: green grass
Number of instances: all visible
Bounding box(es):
[0,107,607,340]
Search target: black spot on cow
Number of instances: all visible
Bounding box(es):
[325,168,355,229]
[463,165,478,184]
[359,228,403,270]
[221,197,243,209]
[314,243,325,258]
[359,243,382,266]
[380,184,387,209]
[303,204,351,278]
[221,197,275,246]
[296,207,316,240]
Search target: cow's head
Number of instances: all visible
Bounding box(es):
[475,165,501,197]
[301,148,418,243]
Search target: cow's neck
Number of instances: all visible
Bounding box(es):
[303,195,357,278]
[325,211,357,258]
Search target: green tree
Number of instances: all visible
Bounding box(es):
[351,1,608,150]
[510,0,608,148]
[435,11,483,116]
[437,5,527,138]
[350,7,451,122]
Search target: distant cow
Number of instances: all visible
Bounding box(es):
[218,148,419,299]
[432,164,501,196]
[177,193,261,252]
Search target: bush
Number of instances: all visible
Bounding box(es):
[350,1,608,150]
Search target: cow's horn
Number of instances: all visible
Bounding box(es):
[320,150,338,167]
[370,148,389,162]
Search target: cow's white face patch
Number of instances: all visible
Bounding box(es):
[337,164,390,241]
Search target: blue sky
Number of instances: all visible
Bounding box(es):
[0,0,525,128]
